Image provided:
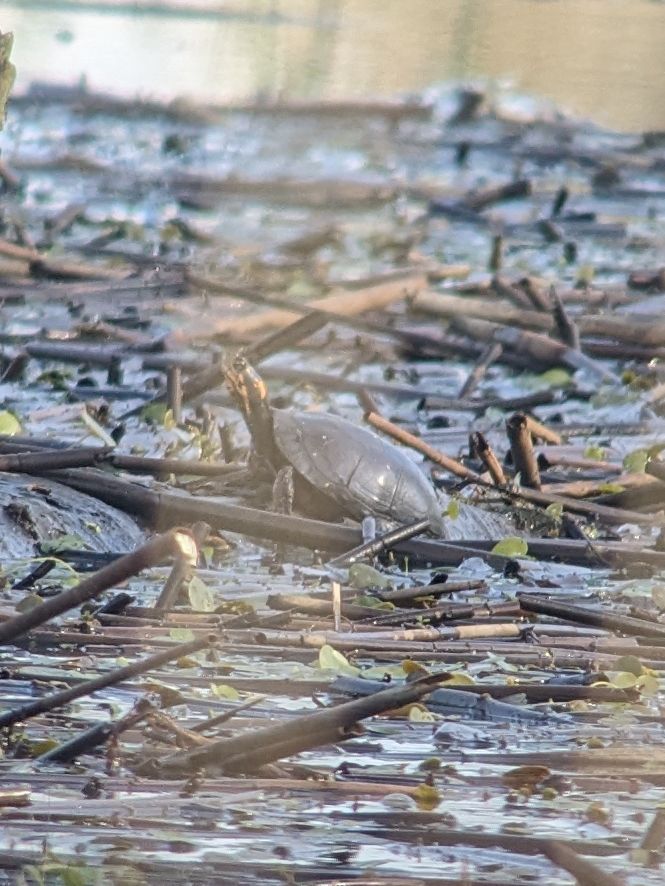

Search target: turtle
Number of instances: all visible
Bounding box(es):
[225,357,508,540]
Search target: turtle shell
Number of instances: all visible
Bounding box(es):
[271,409,443,532]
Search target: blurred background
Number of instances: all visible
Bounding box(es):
[3,0,665,131]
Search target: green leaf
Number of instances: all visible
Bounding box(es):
[440,672,475,686]
[41,534,88,554]
[623,449,648,474]
[613,655,644,676]
[140,403,171,426]
[187,576,215,612]
[408,704,436,722]
[444,499,460,520]
[353,594,394,611]
[62,865,93,886]
[584,444,605,461]
[491,536,529,557]
[0,410,21,435]
[168,628,195,642]
[318,644,361,677]
[15,593,43,613]
[348,563,391,590]
[598,482,624,494]
[637,673,660,696]
[545,502,563,522]
[538,368,571,388]
[210,683,240,701]
[608,671,638,689]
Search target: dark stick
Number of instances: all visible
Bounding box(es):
[0,530,192,645]
[147,673,444,776]
[550,186,569,218]
[0,446,110,473]
[326,518,431,568]
[458,341,503,399]
[470,431,507,485]
[518,593,665,639]
[36,698,154,764]
[11,559,56,590]
[109,453,245,477]
[488,233,503,272]
[0,635,211,730]
[550,285,580,349]
[506,412,541,489]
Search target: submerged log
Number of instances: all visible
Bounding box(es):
[0,472,142,558]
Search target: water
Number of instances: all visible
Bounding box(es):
[3,0,665,132]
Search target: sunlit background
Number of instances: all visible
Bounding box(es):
[3,0,665,132]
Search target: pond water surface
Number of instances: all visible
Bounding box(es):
[3,0,665,131]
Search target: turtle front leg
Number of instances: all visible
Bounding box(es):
[271,465,295,567]
[272,465,295,516]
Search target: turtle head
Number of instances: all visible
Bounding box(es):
[224,356,281,469]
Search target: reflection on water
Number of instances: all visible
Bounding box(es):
[3,0,665,131]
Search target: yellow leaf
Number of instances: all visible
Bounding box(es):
[412,783,441,810]
[318,644,361,677]
[408,704,436,722]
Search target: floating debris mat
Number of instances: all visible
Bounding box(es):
[1,79,665,884]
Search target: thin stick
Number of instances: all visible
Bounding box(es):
[364,410,481,481]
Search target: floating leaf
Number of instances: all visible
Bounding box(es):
[503,765,551,789]
[41,534,87,554]
[545,502,563,522]
[0,410,21,436]
[584,444,606,461]
[168,628,195,642]
[401,659,431,678]
[318,644,361,677]
[28,738,59,757]
[15,593,43,613]
[491,536,529,557]
[440,673,475,686]
[141,403,171,426]
[608,671,638,689]
[538,368,571,388]
[598,482,624,495]
[187,576,215,612]
[211,683,240,701]
[408,704,436,722]
[637,674,660,696]
[444,499,460,520]
[412,782,441,810]
[623,449,648,474]
[348,563,391,590]
[353,594,394,611]
[613,655,644,676]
